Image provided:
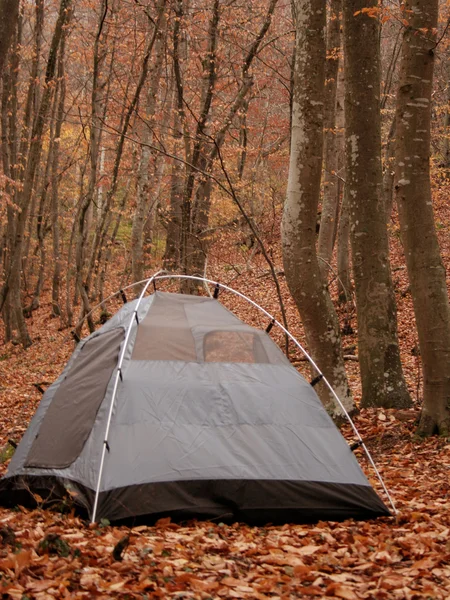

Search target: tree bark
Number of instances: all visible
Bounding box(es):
[163,105,184,271]
[282,0,353,416]
[382,116,396,218]
[317,0,342,280]
[131,0,167,294]
[50,18,69,318]
[0,20,21,341]
[337,191,352,304]
[441,78,450,176]
[394,0,450,434]
[335,59,352,304]
[1,0,72,347]
[0,0,19,77]
[343,0,411,408]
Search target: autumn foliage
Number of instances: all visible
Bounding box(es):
[0,0,450,595]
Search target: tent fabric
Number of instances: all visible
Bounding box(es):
[0,291,390,523]
[25,328,125,469]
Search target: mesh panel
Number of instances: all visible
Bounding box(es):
[131,292,287,365]
[204,331,268,363]
[25,328,124,469]
[132,293,197,361]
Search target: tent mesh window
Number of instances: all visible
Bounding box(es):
[25,328,124,469]
[204,331,269,363]
[132,292,281,364]
[132,293,197,362]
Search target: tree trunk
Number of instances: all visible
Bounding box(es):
[337,191,352,304]
[441,79,450,177]
[282,0,353,416]
[50,18,69,318]
[163,107,184,271]
[1,0,72,347]
[73,0,109,311]
[317,0,342,280]
[131,0,167,294]
[394,0,450,435]
[343,0,411,408]
[382,116,396,218]
[0,0,19,77]
[335,58,352,304]
[0,23,20,341]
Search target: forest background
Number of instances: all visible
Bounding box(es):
[0,0,450,597]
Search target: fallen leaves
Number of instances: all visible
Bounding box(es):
[0,468,448,600]
[1,223,450,597]
[2,376,450,598]
[0,549,32,576]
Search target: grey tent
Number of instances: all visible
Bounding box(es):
[0,290,390,523]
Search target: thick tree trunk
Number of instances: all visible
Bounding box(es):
[282,0,353,416]
[343,0,411,408]
[317,0,342,280]
[395,0,450,435]
[0,27,19,340]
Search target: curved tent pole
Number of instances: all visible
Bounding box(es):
[153,275,396,514]
[71,273,169,339]
[91,272,396,522]
[91,271,164,523]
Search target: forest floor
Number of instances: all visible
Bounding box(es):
[0,187,450,598]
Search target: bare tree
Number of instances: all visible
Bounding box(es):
[131,0,167,294]
[170,0,279,291]
[282,0,353,415]
[0,0,73,347]
[395,0,450,434]
[343,0,411,408]
[318,0,342,279]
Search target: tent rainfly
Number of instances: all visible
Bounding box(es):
[0,279,391,524]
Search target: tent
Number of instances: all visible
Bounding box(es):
[0,281,391,524]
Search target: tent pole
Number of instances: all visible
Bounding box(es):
[91,271,164,524]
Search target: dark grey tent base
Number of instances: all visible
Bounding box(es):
[0,476,390,524]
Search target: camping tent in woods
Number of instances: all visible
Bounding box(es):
[0,278,391,524]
